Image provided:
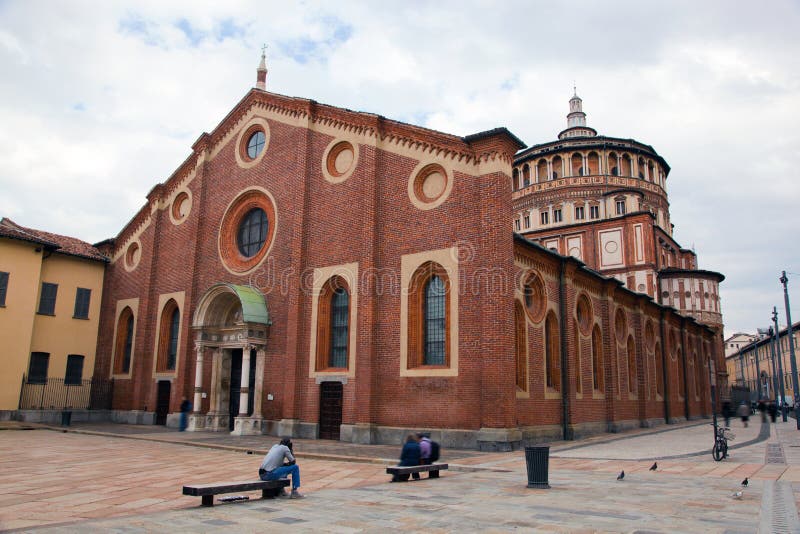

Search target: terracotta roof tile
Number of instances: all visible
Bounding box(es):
[0,218,108,262]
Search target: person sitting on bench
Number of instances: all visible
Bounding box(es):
[394,434,422,481]
[259,437,303,498]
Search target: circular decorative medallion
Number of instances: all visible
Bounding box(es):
[322,139,359,184]
[644,321,655,351]
[218,188,277,275]
[604,240,618,253]
[170,191,191,225]
[521,271,547,323]
[576,294,592,336]
[125,241,141,271]
[614,308,627,344]
[408,161,453,210]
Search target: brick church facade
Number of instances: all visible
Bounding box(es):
[93,57,721,450]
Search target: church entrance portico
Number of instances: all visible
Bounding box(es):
[188,283,270,436]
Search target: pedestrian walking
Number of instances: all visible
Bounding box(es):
[179,397,191,432]
[736,401,750,428]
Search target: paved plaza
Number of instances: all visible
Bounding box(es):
[1,416,799,532]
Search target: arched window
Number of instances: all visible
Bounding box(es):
[592,326,603,391]
[522,164,531,187]
[637,157,646,179]
[408,263,450,368]
[655,341,664,397]
[552,156,562,180]
[694,352,703,399]
[114,307,134,374]
[574,329,582,395]
[512,168,520,190]
[315,276,350,370]
[545,312,560,391]
[514,301,527,391]
[627,335,637,394]
[571,153,583,176]
[537,159,547,183]
[621,154,632,176]
[587,152,599,174]
[157,300,180,372]
[608,152,619,176]
[677,348,685,397]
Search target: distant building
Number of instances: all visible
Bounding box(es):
[725,323,800,403]
[0,218,107,413]
[724,333,758,357]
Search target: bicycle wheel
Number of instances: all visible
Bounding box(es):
[721,440,728,459]
[712,441,723,461]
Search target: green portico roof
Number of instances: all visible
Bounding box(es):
[227,284,271,325]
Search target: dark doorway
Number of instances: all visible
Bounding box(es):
[229,348,256,430]
[155,380,171,425]
[319,381,343,440]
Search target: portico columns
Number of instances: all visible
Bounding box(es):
[192,343,204,413]
[238,344,252,416]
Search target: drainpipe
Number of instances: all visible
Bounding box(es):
[559,257,572,440]
[680,318,690,420]
[659,309,671,423]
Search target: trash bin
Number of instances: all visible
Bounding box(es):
[524,445,550,488]
[61,410,72,426]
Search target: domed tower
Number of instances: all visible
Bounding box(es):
[511,92,723,324]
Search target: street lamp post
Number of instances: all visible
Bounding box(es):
[780,271,799,430]
[771,311,788,422]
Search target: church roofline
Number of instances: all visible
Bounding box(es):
[658,267,725,283]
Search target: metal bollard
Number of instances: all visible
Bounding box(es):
[524,445,550,488]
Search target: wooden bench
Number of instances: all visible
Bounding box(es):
[386,463,449,481]
[182,478,290,506]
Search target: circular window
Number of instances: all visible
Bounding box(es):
[614,308,627,344]
[247,130,266,160]
[576,294,592,335]
[125,241,141,270]
[408,161,453,210]
[322,139,359,183]
[237,208,268,257]
[218,188,277,274]
[522,271,546,323]
[171,191,191,224]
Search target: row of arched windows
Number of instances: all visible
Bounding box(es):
[113,300,181,375]
[512,151,665,191]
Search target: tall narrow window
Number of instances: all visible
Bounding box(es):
[541,212,549,225]
[575,206,585,220]
[514,219,521,232]
[156,300,180,372]
[592,326,604,391]
[315,277,351,371]
[38,282,58,315]
[73,288,91,319]
[545,312,560,391]
[589,205,599,219]
[0,271,8,306]
[616,200,626,215]
[627,336,637,394]
[424,276,446,365]
[574,330,582,395]
[514,301,527,391]
[524,214,530,228]
[677,349,685,397]
[329,288,349,368]
[65,355,85,385]
[28,352,49,384]
[114,307,134,374]
[553,209,562,223]
[655,342,664,396]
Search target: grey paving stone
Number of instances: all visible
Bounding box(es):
[270,516,307,524]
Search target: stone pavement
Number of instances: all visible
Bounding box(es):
[0,416,799,533]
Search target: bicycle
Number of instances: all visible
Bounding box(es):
[712,424,734,461]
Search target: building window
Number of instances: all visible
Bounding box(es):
[65,355,84,385]
[592,326,603,391]
[615,200,626,215]
[524,214,530,229]
[575,206,584,220]
[655,342,664,396]
[237,208,269,257]
[114,307,135,374]
[315,276,350,371]
[522,164,530,187]
[553,209,562,223]
[37,282,58,315]
[514,301,527,392]
[247,130,266,159]
[545,312,560,391]
[589,205,599,219]
[157,300,180,372]
[0,271,8,306]
[541,212,549,225]
[514,219,521,232]
[627,336,637,394]
[408,262,450,368]
[28,352,49,384]
[73,288,91,319]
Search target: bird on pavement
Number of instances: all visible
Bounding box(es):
[649,462,658,471]
[741,477,749,487]
[617,470,625,481]
[731,490,743,499]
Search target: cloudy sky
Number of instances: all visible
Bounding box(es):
[1,0,798,338]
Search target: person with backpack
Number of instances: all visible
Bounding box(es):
[417,432,441,465]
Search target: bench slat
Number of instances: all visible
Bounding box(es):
[183,479,288,496]
[386,463,449,475]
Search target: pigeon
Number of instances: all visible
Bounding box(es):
[731,490,743,499]
[617,470,625,481]
[741,477,749,487]
[649,462,658,471]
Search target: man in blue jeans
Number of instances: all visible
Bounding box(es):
[259,437,303,498]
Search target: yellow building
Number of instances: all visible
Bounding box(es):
[0,218,107,414]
